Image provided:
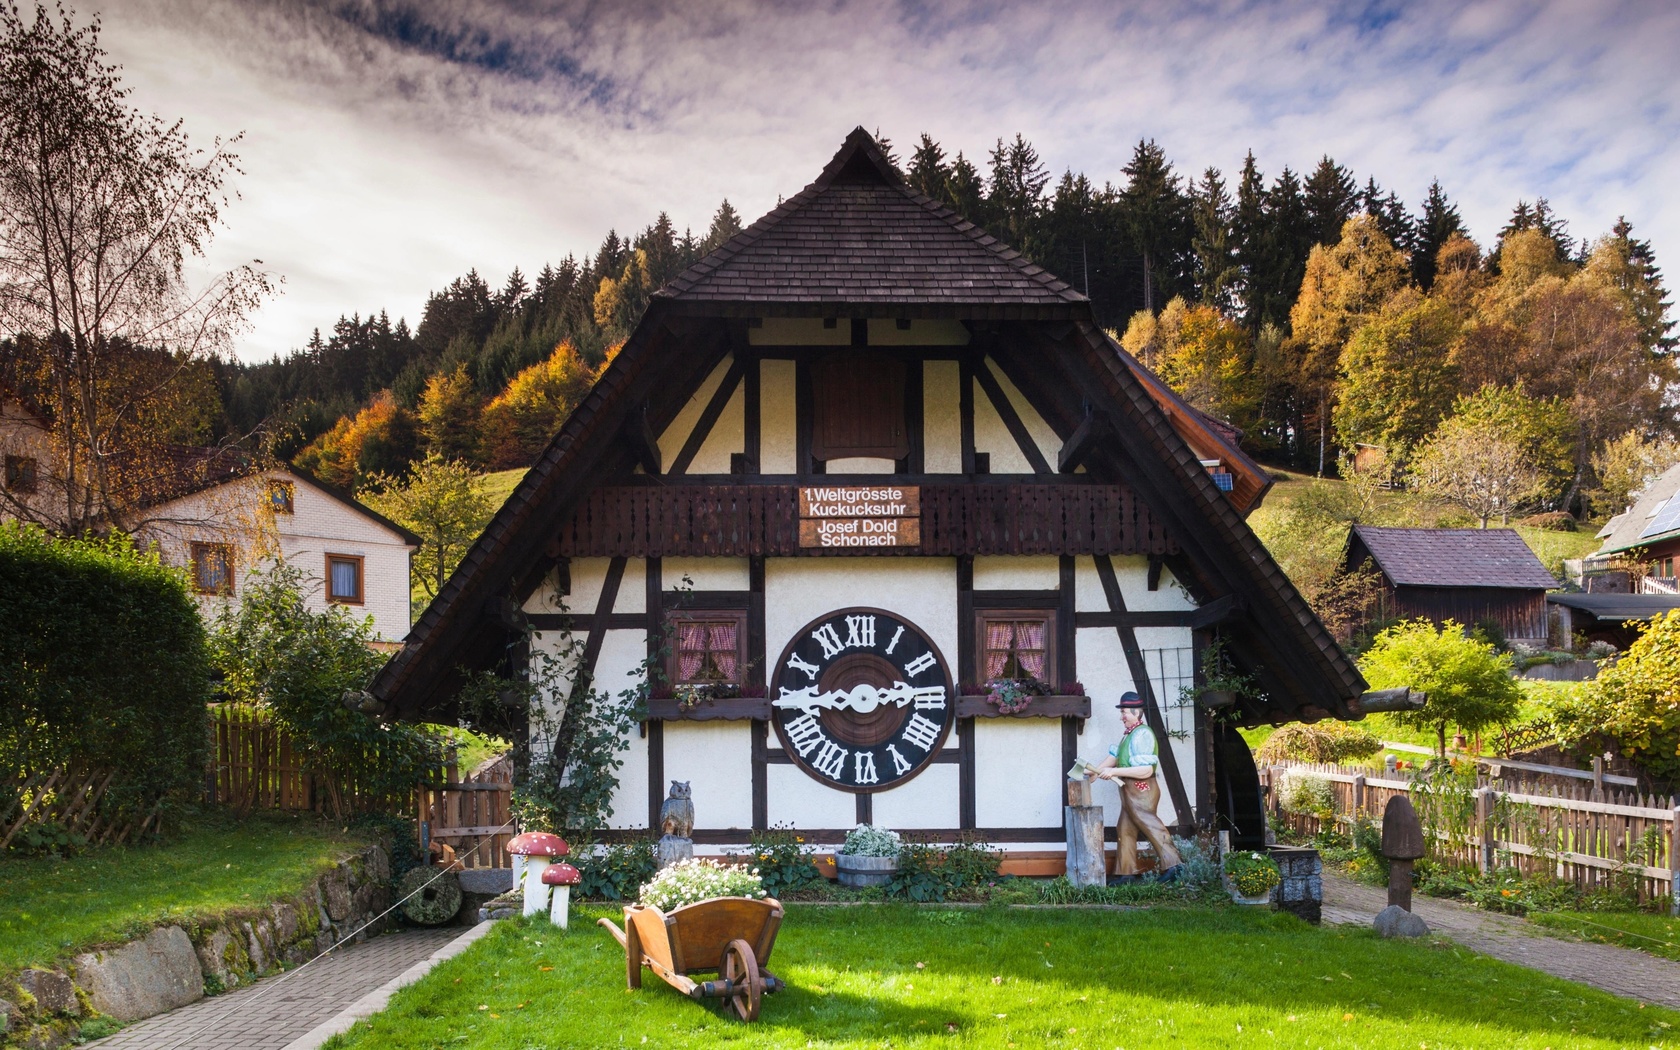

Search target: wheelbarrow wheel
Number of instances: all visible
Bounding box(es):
[722,938,762,1021]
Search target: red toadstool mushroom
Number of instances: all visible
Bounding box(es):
[507,832,569,917]
[541,862,582,928]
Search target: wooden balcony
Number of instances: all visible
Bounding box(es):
[554,482,1176,559]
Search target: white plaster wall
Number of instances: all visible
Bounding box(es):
[972,555,1059,590]
[594,630,654,829]
[659,357,732,466]
[760,360,797,473]
[663,557,750,591]
[989,362,1062,471]
[872,764,959,829]
[749,318,849,346]
[767,766,855,828]
[923,360,962,473]
[1073,555,1194,613]
[662,722,754,830]
[825,457,895,474]
[548,557,646,616]
[690,382,743,475]
[972,379,1028,474]
[973,720,1063,828]
[866,319,971,346]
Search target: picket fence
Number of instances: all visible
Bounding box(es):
[1261,760,1680,911]
[206,704,453,820]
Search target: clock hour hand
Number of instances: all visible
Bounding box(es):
[774,681,939,715]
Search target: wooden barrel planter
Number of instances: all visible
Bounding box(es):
[834,853,897,888]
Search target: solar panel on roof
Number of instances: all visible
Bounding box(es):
[1640,497,1680,540]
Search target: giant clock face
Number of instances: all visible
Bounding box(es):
[771,608,953,792]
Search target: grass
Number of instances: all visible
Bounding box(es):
[476,467,527,511]
[322,905,1677,1049]
[1528,910,1680,963]
[430,724,509,772]
[0,811,373,972]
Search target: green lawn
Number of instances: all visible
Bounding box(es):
[1528,910,1680,963]
[323,905,1676,1049]
[0,811,373,972]
[476,468,527,511]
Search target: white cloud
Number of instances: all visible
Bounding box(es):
[91,0,1680,361]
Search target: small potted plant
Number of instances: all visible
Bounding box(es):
[638,858,768,910]
[1222,849,1281,905]
[985,676,1053,715]
[1194,638,1256,710]
[834,823,901,888]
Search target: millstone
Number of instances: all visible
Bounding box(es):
[397,867,463,926]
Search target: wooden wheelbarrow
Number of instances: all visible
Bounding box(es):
[598,896,786,1021]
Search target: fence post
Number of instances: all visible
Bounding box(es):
[1670,804,1679,918]
[1591,756,1605,801]
[1352,773,1367,814]
[1475,787,1496,874]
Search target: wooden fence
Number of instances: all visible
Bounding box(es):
[1261,760,1680,913]
[0,765,158,850]
[206,704,451,819]
[417,755,515,869]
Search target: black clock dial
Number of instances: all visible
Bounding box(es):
[770,608,953,792]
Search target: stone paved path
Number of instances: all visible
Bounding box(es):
[92,926,465,1050]
[1322,872,1680,1010]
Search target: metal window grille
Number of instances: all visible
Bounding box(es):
[1142,646,1196,738]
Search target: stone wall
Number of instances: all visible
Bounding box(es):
[1268,844,1323,924]
[1,842,391,1049]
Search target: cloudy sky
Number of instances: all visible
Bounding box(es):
[94,0,1680,362]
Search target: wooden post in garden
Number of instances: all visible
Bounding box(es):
[1475,787,1496,873]
[1591,756,1604,801]
[1670,804,1679,918]
[1352,773,1367,814]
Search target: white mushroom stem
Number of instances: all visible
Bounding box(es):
[548,885,571,929]
[511,854,527,891]
[523,857,554,916]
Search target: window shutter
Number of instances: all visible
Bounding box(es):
[810,353,908,460]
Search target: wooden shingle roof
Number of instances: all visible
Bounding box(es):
[657,127,1086,314]
[1351,525,1558,590]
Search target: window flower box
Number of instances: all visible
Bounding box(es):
[954,695,1091,719]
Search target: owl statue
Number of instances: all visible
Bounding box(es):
[659,780,695,837]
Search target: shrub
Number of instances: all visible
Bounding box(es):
[1223,851,1282,897]
[887,839,956,902]
[1517,511,1577,532]
[1571,610,1680,781]
[575,840,658,901]
[638,858,765,910]
[838,823,901,857]
[0,524,208,833]
[1254,721,1382,764]
[942,834,1002,889]
[208,562,443,816]
[739,825,823,898]
[1276,772,1336,818]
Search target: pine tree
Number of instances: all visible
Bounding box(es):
[701,201,743,255]
[906,134,949,200]
[1232,151,1269,330]
[1255,166,1308,332]
[986,133,1050,253]
[1411,180,1464,290]
[1589,217,1678,355]
[1360,177,1414,257]
[943,152,986,222]
[1303,156,1358,246]
[1118,139,1192,313]
[1189,167,1239,312]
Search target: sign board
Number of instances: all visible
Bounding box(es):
[797,486,920,549]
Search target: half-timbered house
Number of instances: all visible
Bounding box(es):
[369,129,1378,856]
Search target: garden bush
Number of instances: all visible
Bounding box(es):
[1276,771,1336,818]
[886,835,1001,902]
[1254,720,1382,764]
[838,823,901,857]
[739,825,824,897]
[0,524,208,835]
[1569,609,1680,781]
[1517,511,1577,532]
[208,562,444,815]
[574,840,658,901]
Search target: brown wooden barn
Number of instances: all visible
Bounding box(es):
[1346,525,1558,644]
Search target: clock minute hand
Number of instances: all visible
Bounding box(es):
[773,682,919,715]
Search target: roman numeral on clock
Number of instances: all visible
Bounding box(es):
[811,623,844,660]
[811,739,848,780]
[844,614,876,650]
[854,751,880,785]
[900,712,942,751]
[902,651,937,678]
[784,713,825,757]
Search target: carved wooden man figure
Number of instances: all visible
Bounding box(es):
[1091,692,1182,881]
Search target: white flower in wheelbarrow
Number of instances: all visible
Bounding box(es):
[639,859,766,910]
